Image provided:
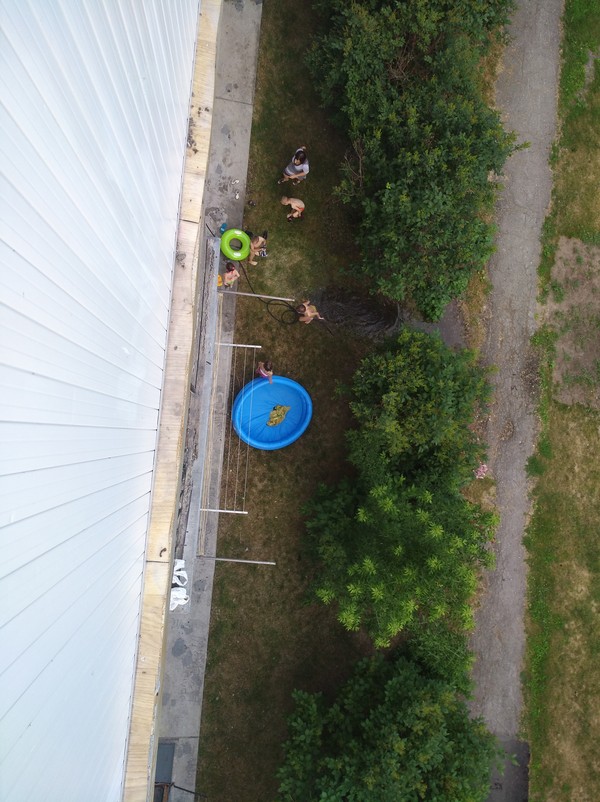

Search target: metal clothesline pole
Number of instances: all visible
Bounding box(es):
[217,343,262,348]
[201,556,276,566]
[198,508,249,514]
[217,290,296,301]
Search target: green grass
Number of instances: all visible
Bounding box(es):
[524,1,600,799]
[537,217,559,300]
[524,408,600,801]
[559,0,600,117]
[538,0,600,298]
[558,0,600,235]
[196,4,374,801]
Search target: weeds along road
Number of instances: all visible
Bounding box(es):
[468,0,563,798]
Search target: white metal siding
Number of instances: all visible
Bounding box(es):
[0,2,200,800]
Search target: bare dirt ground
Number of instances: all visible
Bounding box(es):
[541,237,600,409]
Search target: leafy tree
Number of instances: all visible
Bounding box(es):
[308,0,515,319]
[277,654,499,802]
[346,42,513,319]
[306,330,495,650]
[406,619,474,692]
[347,328,489,488]
[311,0,514,47]
[307,475,495,649]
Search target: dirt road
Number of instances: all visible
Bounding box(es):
[467,1,564,798]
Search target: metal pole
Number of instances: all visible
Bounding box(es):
[198,508,249,514]
[218,289,296,302]
[217,343,262,348]
[201,556,276,566]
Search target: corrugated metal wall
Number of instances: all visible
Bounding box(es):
[0,2,200,800]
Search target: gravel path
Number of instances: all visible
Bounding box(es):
[467,1,564,798]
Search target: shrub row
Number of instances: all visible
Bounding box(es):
[306,329,495,673]
[307,0,515,319]
[277,330,499,800]
[277,654,499,802]
[276,2,514,796]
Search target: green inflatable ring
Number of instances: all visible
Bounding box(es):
[220,228,251,261]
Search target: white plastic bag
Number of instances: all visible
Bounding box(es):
[172,558,188,587]
[170,586,190,611]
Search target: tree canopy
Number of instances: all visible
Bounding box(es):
[277,653,499,802]
[306,330,495,659]
[308,0,515,318]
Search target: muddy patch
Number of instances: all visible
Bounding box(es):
[313,288,466,347]
[313,288,402,339]
[540,237,600,409]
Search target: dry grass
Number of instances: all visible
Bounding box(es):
[525,407,600,802]
[460,268,493,356]
[478,33,506,105]
[462,475,497,512]
[460,39,505,357]
[197,311,372,800]
[540,237,600,409]
[525,5,600,799]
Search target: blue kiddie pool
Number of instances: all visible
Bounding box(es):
[232,376,313,450]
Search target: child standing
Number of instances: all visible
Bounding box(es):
[255,360,274,384]
[281,196,305,221]
[223,261,240,288]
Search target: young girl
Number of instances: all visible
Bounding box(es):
[255,360,274,384]
[223,261,240,288]
[281,196,305,221]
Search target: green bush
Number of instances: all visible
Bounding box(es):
[277,653,500,802]
[347,328,489,488]
[308,0,515,319]
[405,620,474,692]
[307,475,496,649]
[306,329,496,649]
[312,0,514,46]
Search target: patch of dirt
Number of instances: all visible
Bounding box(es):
[582,48,600,98]
[463,475,497,513]
[540,237,600,409]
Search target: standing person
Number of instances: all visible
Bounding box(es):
[248,231,268,266]
[255,360,274,384]
[223,261,240,288]
[278,146,309,185]
[280,195,305,221]
[296,300,324,325]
